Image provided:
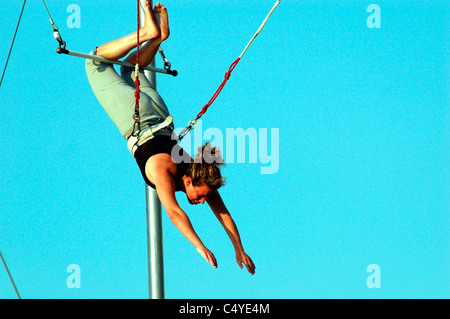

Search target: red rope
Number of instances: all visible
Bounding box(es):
[134,0,140,121]
[195,57,241,120]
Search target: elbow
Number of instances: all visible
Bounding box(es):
[166,209,182,223]
[166,210,177,222]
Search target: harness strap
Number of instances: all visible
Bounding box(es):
[196,57,240,121]
[177,57,240,141]
[127,115,174,156]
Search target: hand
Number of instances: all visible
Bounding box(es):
[236,251,256,275]
[197,246,217,268]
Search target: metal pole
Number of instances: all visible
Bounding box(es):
[146,185,165,299]
[140,0,165,299]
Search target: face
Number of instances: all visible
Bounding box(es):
[184,178,213,205]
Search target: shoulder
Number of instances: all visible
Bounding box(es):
[145,153,178,184]
[143,143,192,186]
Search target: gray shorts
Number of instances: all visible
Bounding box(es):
[85,50,174,140]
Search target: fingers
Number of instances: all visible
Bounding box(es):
[205,250,217,268]
[238,254,256,275]
[243,259,255,275]
[209,253,217,268]
[197,247,217,268]
[245,259,256,275]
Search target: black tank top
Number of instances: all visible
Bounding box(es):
[134,134,191,190]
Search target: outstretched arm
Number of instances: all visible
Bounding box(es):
[207,191,256,275]
[150,160,217,268]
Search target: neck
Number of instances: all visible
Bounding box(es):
[179,175,187,193]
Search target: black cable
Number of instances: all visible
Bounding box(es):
[0,0,27,88]
[0,251,21,299]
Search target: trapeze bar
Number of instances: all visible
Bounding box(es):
[58,49,178,76]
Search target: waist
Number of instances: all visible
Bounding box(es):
[127,115,174,156]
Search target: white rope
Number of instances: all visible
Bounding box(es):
[238,0,281,59]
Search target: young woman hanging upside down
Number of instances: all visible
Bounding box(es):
[85,1,255,275]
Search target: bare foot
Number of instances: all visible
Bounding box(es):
[141,0,160,40]
[154,2,170,41]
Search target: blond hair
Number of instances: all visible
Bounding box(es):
[186,143,226,189]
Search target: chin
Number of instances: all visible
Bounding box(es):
[188,199,198,205]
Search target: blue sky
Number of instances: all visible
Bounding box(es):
[0,0,448,299]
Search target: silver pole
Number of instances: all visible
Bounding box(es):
[146,185,165,299]
[140,0,165,299]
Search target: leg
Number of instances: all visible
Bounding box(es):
[125,38,163,67]
[125,3,170,67]
[96,1,160,61]
[120,3,172,119]
[86,55,138,139]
